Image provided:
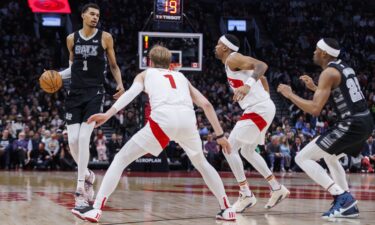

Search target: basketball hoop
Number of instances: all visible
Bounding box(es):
[169,63,181,71]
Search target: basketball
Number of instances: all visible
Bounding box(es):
[39,70,62,93]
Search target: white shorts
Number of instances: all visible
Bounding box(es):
[132,106,203,157]
[229,99,275,145]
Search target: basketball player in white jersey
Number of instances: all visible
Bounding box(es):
[72,45,236,222]
[214,34,289,213]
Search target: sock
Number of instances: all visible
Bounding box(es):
[239,180,252,196]
[266,175,281,191]
[77,179,85,191]
[327,183,345,196]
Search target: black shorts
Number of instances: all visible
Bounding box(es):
[316,112,374,157]
[65,87,105,125]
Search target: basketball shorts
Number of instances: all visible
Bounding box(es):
[229,99,276,145]
[65,87,105,125]
[132,106,202,157]
[316,112,374,157]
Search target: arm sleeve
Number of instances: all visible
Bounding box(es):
[59,61,73,79]
[112,82,144,112]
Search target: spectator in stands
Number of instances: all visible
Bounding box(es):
[94,129,107,161]
[361,135,375,172]
[266,135,282,172]
[204,134,220,169]
[107,133,121,163]
[12,131,28,168]
[290,136,305,171]
[59,130,75,170]
[279,136,292,172]
[0,129,12,169]
[26,142,51,170]
[45,133,60,169]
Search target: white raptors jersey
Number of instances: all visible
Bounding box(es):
[225,54,270,110]
[144,68,194,111]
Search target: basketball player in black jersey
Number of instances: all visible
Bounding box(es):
[278,38,374,218]
[57,3,125,215]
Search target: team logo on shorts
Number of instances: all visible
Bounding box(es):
[65,113,72,121]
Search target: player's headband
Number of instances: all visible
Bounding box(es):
[220,35,239,52]
[317,39,340,57]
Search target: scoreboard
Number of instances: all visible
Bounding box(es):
[154,0,183,22]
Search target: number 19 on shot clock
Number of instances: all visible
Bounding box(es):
[154,0,183,22]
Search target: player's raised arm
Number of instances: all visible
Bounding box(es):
[277,67,339,116]
[87,71,146,127]
[260,75,270,93]
[103,32,125,99]
[188,82,231,154]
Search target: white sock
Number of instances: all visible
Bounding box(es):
[266,175,281,191]
[295,138,343,193]
[77,122,95,190]
[324,154,349,192]
[327,183,345,195]
[94,140,146,209]
[239,180,252,196]
[77,179,85,190]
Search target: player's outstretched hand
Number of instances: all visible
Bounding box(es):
[87,113,110,128]
[277,84,293,99]
[299,75,317,91]
[217,137,232,154]
[113,84,125,99]
[233,85,250,102]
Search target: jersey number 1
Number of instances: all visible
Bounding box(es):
[83,60,88,71]
[164,74,176,89]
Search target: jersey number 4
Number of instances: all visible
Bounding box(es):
[164,74,176,89]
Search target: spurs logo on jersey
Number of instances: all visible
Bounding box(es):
[71,29,106,89]
[74,45,98,58]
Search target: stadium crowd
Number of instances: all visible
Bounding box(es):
[0,0,374,173]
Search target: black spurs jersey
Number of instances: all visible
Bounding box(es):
[328,59,368,120]
[71,29,106,89]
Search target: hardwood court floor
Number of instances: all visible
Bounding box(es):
[0,170,374,225]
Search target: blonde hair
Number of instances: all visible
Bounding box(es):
[149,45,171,69]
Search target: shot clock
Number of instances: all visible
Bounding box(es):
[154,0,183,22]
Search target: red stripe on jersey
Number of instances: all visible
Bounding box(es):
[240,112,267,131]
[149,117,170,148]
[227,77,244,88]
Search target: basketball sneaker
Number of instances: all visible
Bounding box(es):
[85,170,95,202]
[265,185,290,209]
[216,207,236,221]
[232,191,257,213]
[71,205,102,223]
[71,188,90,220]
[321,192,359,218]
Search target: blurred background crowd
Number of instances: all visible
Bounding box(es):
[0,0,374,172]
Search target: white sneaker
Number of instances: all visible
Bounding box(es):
[216,207,236,221]
[265,185,290,209]
[71,188,90,220]
[72,205,102,223]
[85,170,95,202]
[232,192,257,213]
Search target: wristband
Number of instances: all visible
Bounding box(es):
[216,133,225,139]
[245,77,256,88]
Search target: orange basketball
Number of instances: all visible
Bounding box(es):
[39,70,63,93]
